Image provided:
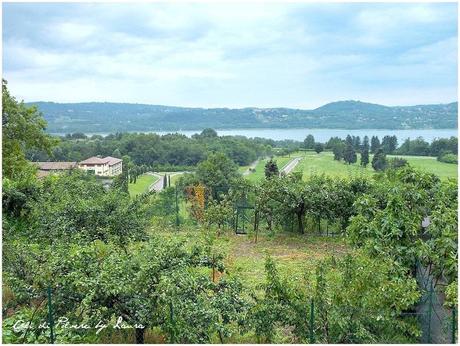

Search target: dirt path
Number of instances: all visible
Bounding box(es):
[280,157,302,175]
[243,158,261,176]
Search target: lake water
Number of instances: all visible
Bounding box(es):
[62,128,458,143]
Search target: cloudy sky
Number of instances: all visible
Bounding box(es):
[3,2,458,108]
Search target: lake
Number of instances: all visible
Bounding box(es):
[72,128,458,143]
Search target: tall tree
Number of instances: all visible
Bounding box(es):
[371,148,387,171]
[360,136,370,167]
[370,136,380,154]
[352,136,361,152]
[381,135,398,154]
[343,143,357,165]
[332,142,345,161]
[264,159,279,179]
[196,152,239,197]
[303,134,315,149]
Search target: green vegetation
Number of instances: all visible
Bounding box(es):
[28,100,457,133]
[128,174,158,197]
[247,151,457,181]
[3,84,458,344]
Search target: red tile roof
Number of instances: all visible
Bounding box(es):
[35,162,78,170]
[79,156,122,166]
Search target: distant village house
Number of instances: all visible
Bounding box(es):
[35,156,122,178]
[78,156,122,176]
[35,161,78,178]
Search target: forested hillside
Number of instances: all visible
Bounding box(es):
[27,100,458,133]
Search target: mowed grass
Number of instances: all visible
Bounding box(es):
[128,174,158,197]
[287,151,457,180]
[243,154,303,182]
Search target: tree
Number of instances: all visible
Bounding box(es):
[196,152,240,198]
[264,159,279,179]
[381,135,397,154]
[371,148,387,171]
[370,136,380,154]
[2,79,57,180]
[343,143,357,164]
[198,128,218,138]
[303,134,315,149]
[332,142,345,161]
[314,143,324,154]
[352,135,361,152]
[360,136,369,167]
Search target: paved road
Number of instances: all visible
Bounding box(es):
[147,172,184,192]
[280,157,302,175]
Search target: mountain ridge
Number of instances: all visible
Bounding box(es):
[26,100,458,133]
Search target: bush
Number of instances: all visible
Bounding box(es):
[437,152,458,164]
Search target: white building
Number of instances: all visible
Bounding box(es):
[78,156,122,177]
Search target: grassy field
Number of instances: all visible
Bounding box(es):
[128,174,158,197]
[154,226,347,291]
[242,153,303,182]
[243,151,457,181]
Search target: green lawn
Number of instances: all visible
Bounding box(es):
[242,151,457,181]
[293,151,457,180]
[128,174,159,197]
[243,154,303,182]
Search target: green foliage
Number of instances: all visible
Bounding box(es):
[360,136,370,167]
[196,152,240,197]
[438,152,458,164]
[2,80,57,181]
[389,157,408,169]
[332,141,345,161]
[204,197,233,234]
[264,159,279,179]
[314,142,324,154]
[371,148,387,171]
[22,172,151,247]
[303,134,315,149]
[313,252,420,343]
[343,143,357,164]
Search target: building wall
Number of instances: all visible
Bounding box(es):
[108,162,122,176]
[79,163,109,176]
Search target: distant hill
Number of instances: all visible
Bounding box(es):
[27,100,458,133]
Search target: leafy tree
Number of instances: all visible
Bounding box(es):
[264,159,279,179]
[313,252,420,343]
[343,143,357,164]
[332,141,345,161]
[314,142,324,154]
[370,136,380,154]
[196,152,240,197]
[371,148,387,171]
[360,136,369,167]
[381,135,397,154]
[204,197,233,235]
[303,134,315,149]
[2,79,57,180]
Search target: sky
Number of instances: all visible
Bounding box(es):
[2,2,458,108]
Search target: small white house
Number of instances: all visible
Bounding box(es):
[78,156,122,177]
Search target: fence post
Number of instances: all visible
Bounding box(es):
[175,185,180,228]
[47,286,55,344]
[309,298,315,344]
[452,307,456,344]
[427,281,433,343]
[169,301,175,343]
